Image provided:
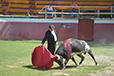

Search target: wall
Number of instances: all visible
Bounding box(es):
[0,18,114,42]
[0,18,78,40]
[94,19,114,42]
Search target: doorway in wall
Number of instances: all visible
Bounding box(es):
[78,19,94,40]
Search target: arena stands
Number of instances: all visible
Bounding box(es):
[0,0,114,18]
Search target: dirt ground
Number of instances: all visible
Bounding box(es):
[89,55,114,76]
[52,55,114,76]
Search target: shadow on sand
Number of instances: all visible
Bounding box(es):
[23,65,77,71]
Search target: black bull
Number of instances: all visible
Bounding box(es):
[55,38,98,70]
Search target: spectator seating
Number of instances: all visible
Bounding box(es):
[0,0,113,17]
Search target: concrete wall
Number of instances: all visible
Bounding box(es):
[0,18,114,42]
[0,18,78,40]
[94,19,114,42]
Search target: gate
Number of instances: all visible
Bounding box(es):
[78,19,94,40]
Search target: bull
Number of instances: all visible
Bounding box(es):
[55,38,98,70]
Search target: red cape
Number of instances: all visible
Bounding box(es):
[31,45,57,69]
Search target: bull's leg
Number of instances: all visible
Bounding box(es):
[77,54,85,66]
[62,59,68,70]
[71,57,78,68]
[88,50,98,65]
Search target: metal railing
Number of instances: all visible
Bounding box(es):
[0,15,39,18]
[39,5,114,19]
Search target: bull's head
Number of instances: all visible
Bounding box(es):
[55,55,63,67]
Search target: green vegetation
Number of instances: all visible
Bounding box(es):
[0,40,114,76]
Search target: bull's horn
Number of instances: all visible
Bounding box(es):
[55,54,60,60]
